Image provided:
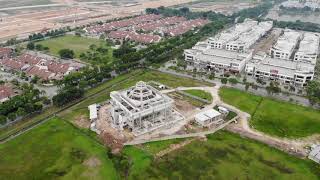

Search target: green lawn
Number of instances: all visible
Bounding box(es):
[219,87,320,138]
[183,89,213,102]
[36,35,111,59]
[0,118,118,180]
[126,131,320,179]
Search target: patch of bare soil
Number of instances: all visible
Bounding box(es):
[73,115,90,129]
[99,131,125,154]
[155,138,196,159]
[83,156,101,168]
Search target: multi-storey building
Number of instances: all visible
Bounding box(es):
[294,32,320,65]
[109,81,180,136]
[270,29,302,60]
[246,53,315,87]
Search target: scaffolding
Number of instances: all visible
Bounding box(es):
[109,81,176,134]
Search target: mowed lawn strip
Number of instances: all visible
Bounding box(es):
[36,35,109,58]
[183,89,213,102]
[219,86,262,114]
[127,131,320,179]
[0,118,118,180]
[219,87,320,138]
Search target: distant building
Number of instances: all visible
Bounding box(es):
[184,19,272,73]
[270,29,301,60]
[194,109,223,127]
[294,32,320,65]
[0,48,13,59]
[0,85,15,103]
[0,53,80,81]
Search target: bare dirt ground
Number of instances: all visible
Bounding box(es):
[155,138,197,159]
[253,28,282,54]
[73,115,90,129]
[83,156,101,168]
[175,1,260,15]
[0,0,193,41]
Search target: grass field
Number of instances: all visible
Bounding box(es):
[36,35,111,60]
[219,87,320,138]
[183,89,213,102]
[125,131,320,179]
[0,118,118,180]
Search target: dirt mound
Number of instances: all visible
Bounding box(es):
[99,131,125,154]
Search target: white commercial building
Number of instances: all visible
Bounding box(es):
[109,81,181,135]
[208,19,258,50]
[194,109,223,127]
[294,32,320,65]
[225,21,273,52]
[184,19,273,73]
[184,48,252,73]
[270,29,302,60]
[246,53,315,87]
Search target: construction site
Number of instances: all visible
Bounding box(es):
[87,81,238,152]
[0,0,193,41]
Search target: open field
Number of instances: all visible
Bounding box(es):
[173,0,260,15]
[183,89,213,102]
[219,87,320,138]
[0,0,53,9]
[0,0,193,41]
[0,118,118,180]
[36,35,110,59]
[123,131,320,179]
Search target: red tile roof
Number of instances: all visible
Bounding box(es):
[108,30,161,44]
[47,61,70,74]
[85,14,163,34]
[164,19,210,36]
[0,48,13,59]
[0,85,15,101]
[26,66,53,81]
[16,54,42,65]
[1,58,25,70]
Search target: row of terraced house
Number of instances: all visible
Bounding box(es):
[0,49,81,82]
[84,14,209,44]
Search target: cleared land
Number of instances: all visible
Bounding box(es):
[0,118,118,180]
[123,131,320,179]
[219,87,320,138]
[36,35,111,59]
[183,89,213,102]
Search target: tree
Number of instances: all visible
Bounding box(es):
[306,81,320,105]
[208,72,215,80]
[27,42,35,50]
[228,78,238,85]
[58,49,75,59]
[35,44,43,51]
[0,115,7,125]
[266,81,281,95]
[221,78,228,84]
